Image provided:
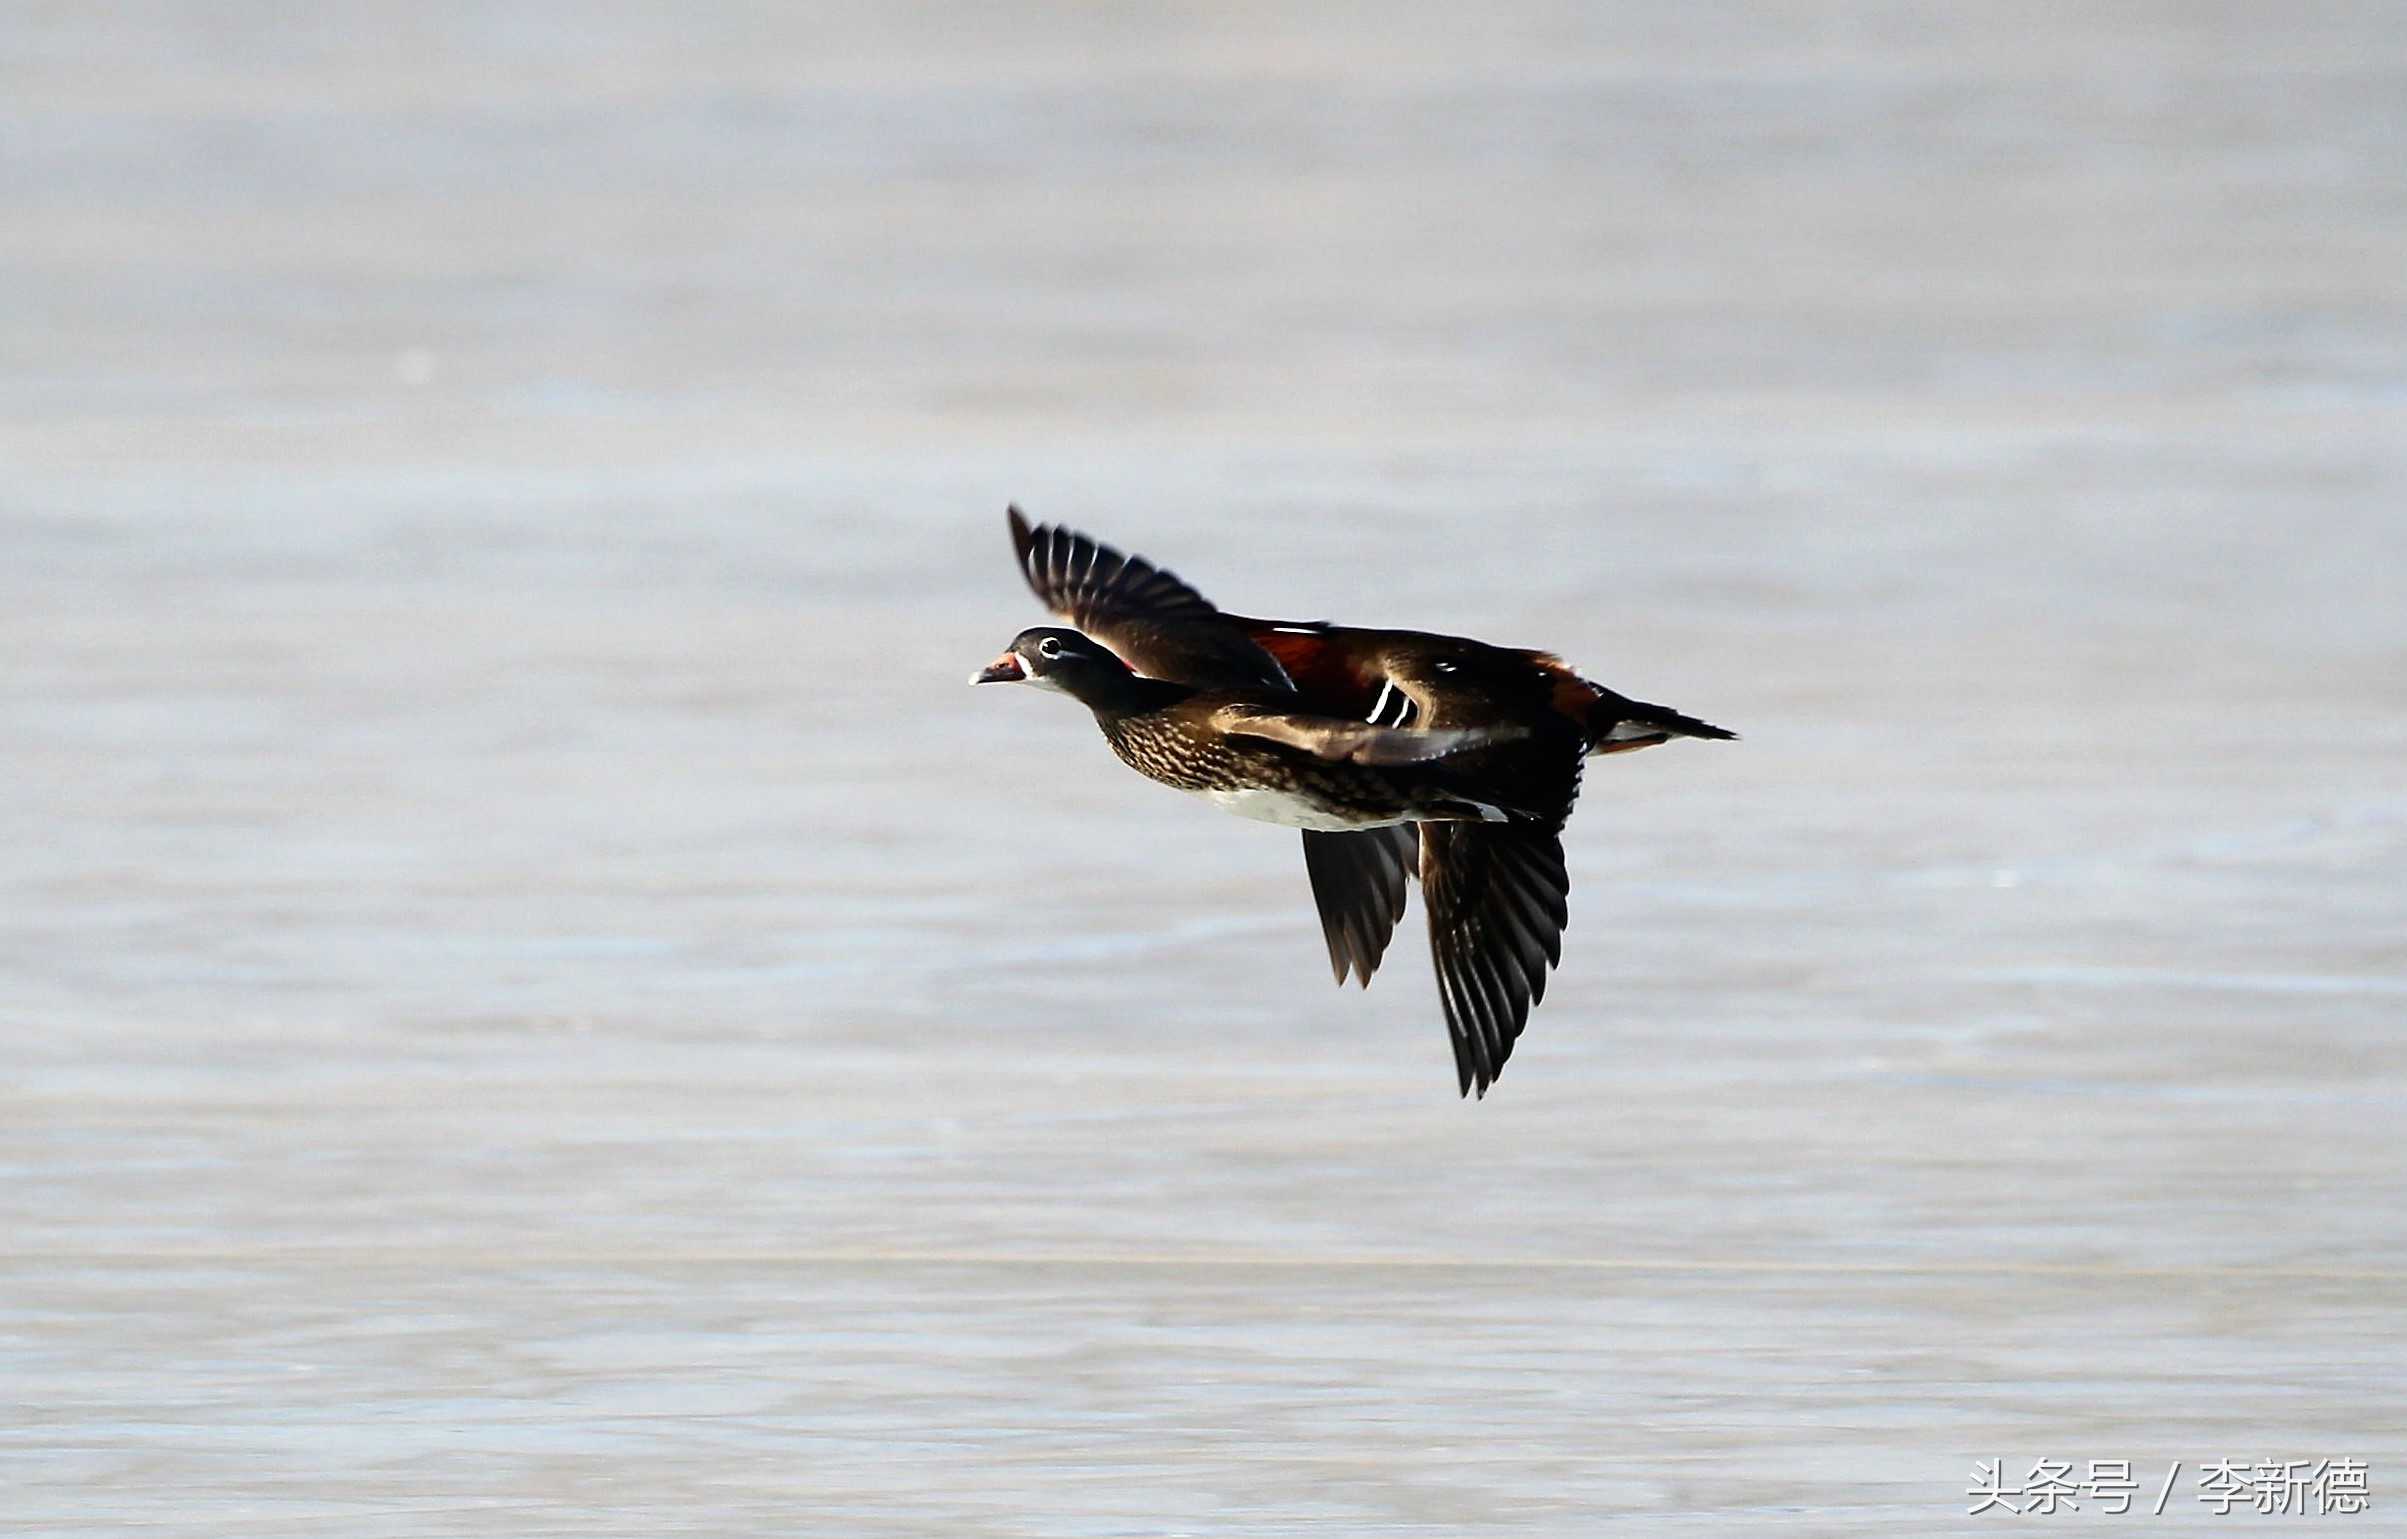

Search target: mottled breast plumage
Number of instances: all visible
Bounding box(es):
[1101,709,1454,828]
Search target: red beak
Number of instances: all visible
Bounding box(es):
[972,651,1026,684]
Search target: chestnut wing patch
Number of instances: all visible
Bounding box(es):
[1239,623,1385,717]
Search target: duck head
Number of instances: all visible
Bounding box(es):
[971,626,1132,695]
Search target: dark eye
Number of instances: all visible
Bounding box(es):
[1036,636,1063,659]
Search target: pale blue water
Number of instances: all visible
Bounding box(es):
[3,5,2403,1535]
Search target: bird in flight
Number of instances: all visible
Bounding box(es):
[975,507,1732,1096]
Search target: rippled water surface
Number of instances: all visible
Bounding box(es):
[3,5,2403,1534]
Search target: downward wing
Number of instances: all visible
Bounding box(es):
[1300,826,1418,987]
[1421,823,1570,1098]
[1009,508,1293,691]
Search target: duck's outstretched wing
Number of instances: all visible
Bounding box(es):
[1420,822,1570,1098]
[1009,507,1293,691]
[1300,826,1419,987]
[1211,704,1523,767]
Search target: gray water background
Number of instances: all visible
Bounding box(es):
[2,4,2403,1534]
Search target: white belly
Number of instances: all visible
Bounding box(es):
[1195,787,1408,832]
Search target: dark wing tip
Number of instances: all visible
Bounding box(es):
[1007,505,1042,581]
[1422,824,1571,1099]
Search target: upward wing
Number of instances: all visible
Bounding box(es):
[1301,826,1418,987]
[1420,822,1570,1098]
[1009,508,1293,691]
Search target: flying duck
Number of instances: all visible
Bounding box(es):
[975,507,1732,1096]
